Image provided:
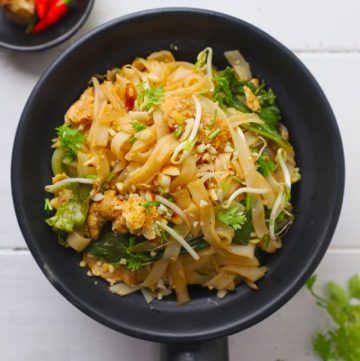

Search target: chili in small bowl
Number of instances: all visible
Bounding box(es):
[0,0,94,51]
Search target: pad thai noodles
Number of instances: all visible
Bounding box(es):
[44,48,300,304]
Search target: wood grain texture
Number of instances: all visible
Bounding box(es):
[0,250,359,360]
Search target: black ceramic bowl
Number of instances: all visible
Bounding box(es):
[11,8,345,361]
[0,0,94,51]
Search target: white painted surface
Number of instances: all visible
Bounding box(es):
[0,1,359,360]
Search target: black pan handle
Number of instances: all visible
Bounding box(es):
[160,337,229,361]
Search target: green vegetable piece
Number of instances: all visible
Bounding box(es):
[327,281,349,305]
[142,85,164,111]
[242,122,292,151]
[131,122,146,132]
[306,274,360,361]
[313,333,334,361]
[86,231,155,271]
[257,154,275,176]
[208,128,221,140]
[173,125,182,138]
[349,274,360,299]
[306,274,317,292]
[56,125,84,163]
[44,198,53,212]
[129,136,137,144]
[45,184,90,234]
[232,210,253,245]
[141,201,160,210]
[217,206,246,230]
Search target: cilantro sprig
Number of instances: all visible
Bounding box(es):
[306,274,360,361]
[56,125,84,163]
[217,206,246,230]
[257,154,275,176]
[138,85,165,111]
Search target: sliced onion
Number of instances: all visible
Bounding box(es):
[224,50,252,80]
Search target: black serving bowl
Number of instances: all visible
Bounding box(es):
[0,0,94,51]
[11,8,345,360]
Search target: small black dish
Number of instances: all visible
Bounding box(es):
[0,0,94,51]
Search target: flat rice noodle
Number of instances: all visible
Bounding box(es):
[141,259,168,290]
[187,179,222,246]
[221,265,267,283]
[171,155,197,191]
[168,259,190,305]
[252,196,268,238]
[215,251,259,267]
[205,271,236,290]
[128,134,178,184]
[153,110,170,139]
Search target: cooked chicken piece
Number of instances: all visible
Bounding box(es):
[65,87,94,124]
[0,0,34,25]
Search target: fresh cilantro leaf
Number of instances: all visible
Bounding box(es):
[328,282,349,305]
[56,125,84,163]
[217,206,246,230]
[306,274,317,292]
[258,105,281,128]
[232,210,253,245]
[348,275,360,299]
[307,274,360,361]
[131,122,146,132]
[141,85,164,111]
[257,154,275,176]
[313,333,334,361]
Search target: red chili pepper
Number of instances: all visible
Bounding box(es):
[32,0,71,33]
[35,0,51,19]
[125,83,137,111]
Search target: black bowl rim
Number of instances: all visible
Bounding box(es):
[11,7,345,342]
[0,0,95,52]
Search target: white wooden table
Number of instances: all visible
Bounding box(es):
[1,1,359,360]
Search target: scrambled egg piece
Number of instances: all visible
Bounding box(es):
[65,87,94,124]
[87,191,159,240]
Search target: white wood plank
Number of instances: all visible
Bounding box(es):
[1,53,358,249]
[54,0,360,52]
[0,250,359,360]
